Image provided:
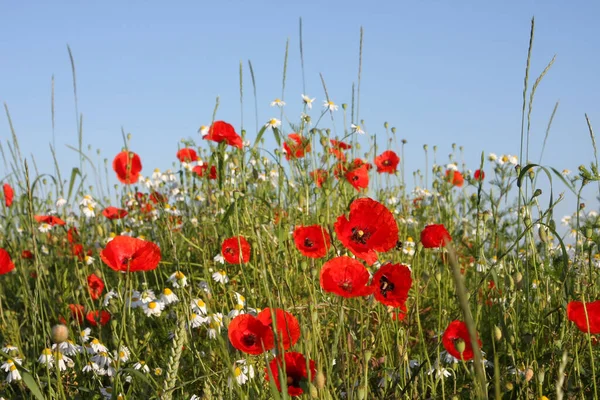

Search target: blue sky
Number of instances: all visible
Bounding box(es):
[1,1,599,220]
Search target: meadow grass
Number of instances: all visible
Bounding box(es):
[0,18,599,400]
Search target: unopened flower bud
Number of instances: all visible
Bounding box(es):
[51,324,69,344]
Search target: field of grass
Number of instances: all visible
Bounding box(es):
[1,19,600,400]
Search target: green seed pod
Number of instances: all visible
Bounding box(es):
[341,103,347,110]
[494,326,502,342]
[455,339,466,354]
[384,121,389,129]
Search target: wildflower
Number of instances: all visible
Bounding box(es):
[351,124,365,135]
[1,359,22,383]
[56,198,67,208]
[100,236,161,272]
[0,249,15,275]
[329,139,351,161]
[2,184,13,207]
[345,163,370,191]
[53,340,82,356]
[54,352,72,371]
[371,263,412,308]
[102,206,128,220]
[257,308,301,350]
[113,151,142,184]
[221,236,251,264]
[374,150,400,174]
[301,94,315,109]
[176,148,198,162]
[270,98,286,107]
[133,360,150,373]
[488,153,498,162]
[212,270,229,284]
[420,224,451,248]
[293,225,331,258]
[265,352,316,396]
[1,345,17,353]
[474,169,485,181]
[265,118,281,129]
[38,348,54,367]
[204,121,243,149]
[69,304,85,324]
[208,313,224,338]
[562,169,571,176]
[567,300,600,334]
[283,133,311,160]
[35,215,66,226]
[86,310,111,327]
[446,170,464,187]
[320,256,374,298]
[229,359,255,386]
[334,198,398,265]
[168,271,188,288]
[310,169,328,188]
[87,273,105,300]
[192,164,217,180]
[189,313,208,328]
[442,320,482,361]
[160,288,179,305]
[191,298,207,315]
[143,300,165,317]
[323,100,339,112]
[228,314,274,355]
[82,361,100,374]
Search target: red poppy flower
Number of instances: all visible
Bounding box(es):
[420,224,452,248]
[257,308,301,350]
[113,151,142,184]
[474,169,485,181]
[149,192,167,204]
[334,198,398,265]
[221,236,251,264]
[21,250,33,259]
[445,170,464,187]
[374,150,400,174]
[292,225,331,258]
[442,320,482,361]
[87,273,105,300]
[176,148,198,162]
[3,183,14,207]
[390,303,408,321]
[329,139,351,161]
[34,215,66,226]
[100,236,161,272]
[102,206,128,220]
[567,300,600,334]
[67,227,80,244]
[0,249,15,275]
[228,314,274,355]
[371,263,412,307]
[345,164,370,191]
[283,133,311,160]
[320,256,374,298]
[352,158,372,170]
[193,164,217,180]
[86,310,111,327]
[265,352,316,397]
[69,304,85,324]
[310,169,328,188]
[204,120,243,149]
[72,244,84,259]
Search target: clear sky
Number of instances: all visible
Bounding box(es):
[1,1,599,220]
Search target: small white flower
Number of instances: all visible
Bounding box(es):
[54,352,73,371]
[79,328,92,343]
[168,271,188,288]
[214,254,225,264]
[488,153,498,162]
[189,312,209,328]
[351,124,365,135]
[38,348,54,367]
[38,223,52,233]
[133,360,150,374]
[56,198,67,208]
[160,288,179,305]
[212,270,229,284]
[265,118,281,129]
[82,361,100,374]
[199,125,209,137]
[229,359,255,386]
[103,290,118,307]
[53,340,82,356]
[323,100,339,112]
[89,339,108,354]
[301,94,315,109]
[116,346,131,363]
[191,298,207,315]
[270,98,286,107]
[1,345,17,353]
[142,300,165,317]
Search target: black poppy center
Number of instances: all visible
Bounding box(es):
[379,275,395,298]
[225,247,235,255]
[242,333,257,347]
[383,160,390,166]
[304,237,314,248]
[339,280,353,292]
[351,227,371,245]
[286,372,302,388]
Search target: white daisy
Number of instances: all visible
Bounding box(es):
[212,270,229,284]
[142,300,165,317]
[301,94,315,109]
[191,298,207,315]
[323,100,339,112]
[160,288,179,305]
[270,98,286,107]
[351,124,365,135]
[38,348,54,367]
[133,360,150,374]
[168,271,188,288]
[265,118,281,129]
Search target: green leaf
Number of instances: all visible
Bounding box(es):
[22,371,45,400]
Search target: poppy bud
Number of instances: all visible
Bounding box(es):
[309,384,318,398]
[364,350,372,363]
[391,127,397,134]
[505,382,514,391]
[538,227,548,243]
[514,271,523,286]
[494,326,502,342]
[384,122,389,129]
[524,368,534,382]
[533,189,542,197]
[586,228,593,238]
[538,367,545,384]
[315,371,326,389]
[51,324,69,344]
[357,386,367,400]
